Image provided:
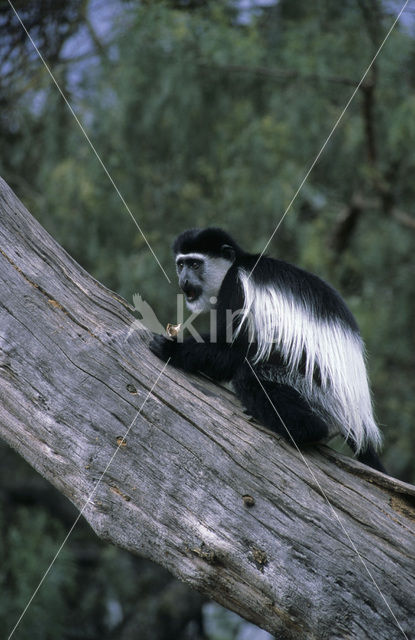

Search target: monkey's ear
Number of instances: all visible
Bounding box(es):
[221,244,236,262]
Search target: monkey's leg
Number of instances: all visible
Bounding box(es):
[233,367,328,446]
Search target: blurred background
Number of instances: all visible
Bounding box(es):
[1,0,414,638]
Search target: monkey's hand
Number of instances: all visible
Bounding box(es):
[149,334,176,362]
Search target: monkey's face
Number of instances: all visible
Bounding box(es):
[175,253,232,313]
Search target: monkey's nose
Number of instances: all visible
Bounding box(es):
[179,277,188,291]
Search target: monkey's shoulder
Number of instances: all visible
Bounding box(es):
[235,254,359,332]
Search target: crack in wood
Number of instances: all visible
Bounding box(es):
[0,247,98,339]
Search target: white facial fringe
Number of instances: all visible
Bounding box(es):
[180,255,233,313]
[237,269,381,452]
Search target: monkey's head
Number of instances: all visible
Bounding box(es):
[173,228,240,313]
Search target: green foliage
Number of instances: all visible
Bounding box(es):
[0,507,75,639]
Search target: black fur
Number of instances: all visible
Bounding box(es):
[346,437,386,473]
[233,362,329,445]
[150,228,384,471]
[172,227,241,257]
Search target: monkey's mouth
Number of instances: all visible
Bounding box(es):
[182,285,201,303]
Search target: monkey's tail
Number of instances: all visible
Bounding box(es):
[346,436,386,473]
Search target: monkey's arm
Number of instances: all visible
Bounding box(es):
[150,263,247,380]
[149,334,244,382]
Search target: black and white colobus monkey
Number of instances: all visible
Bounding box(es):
[150,227,384,472]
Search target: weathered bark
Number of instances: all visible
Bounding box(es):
[0,176,414,640]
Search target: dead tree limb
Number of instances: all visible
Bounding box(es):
[0,176,414,640]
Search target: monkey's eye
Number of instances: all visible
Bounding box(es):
[191,261,200,270]
[176,261,184,271]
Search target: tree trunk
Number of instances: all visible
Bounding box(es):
[0,176,414,640]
